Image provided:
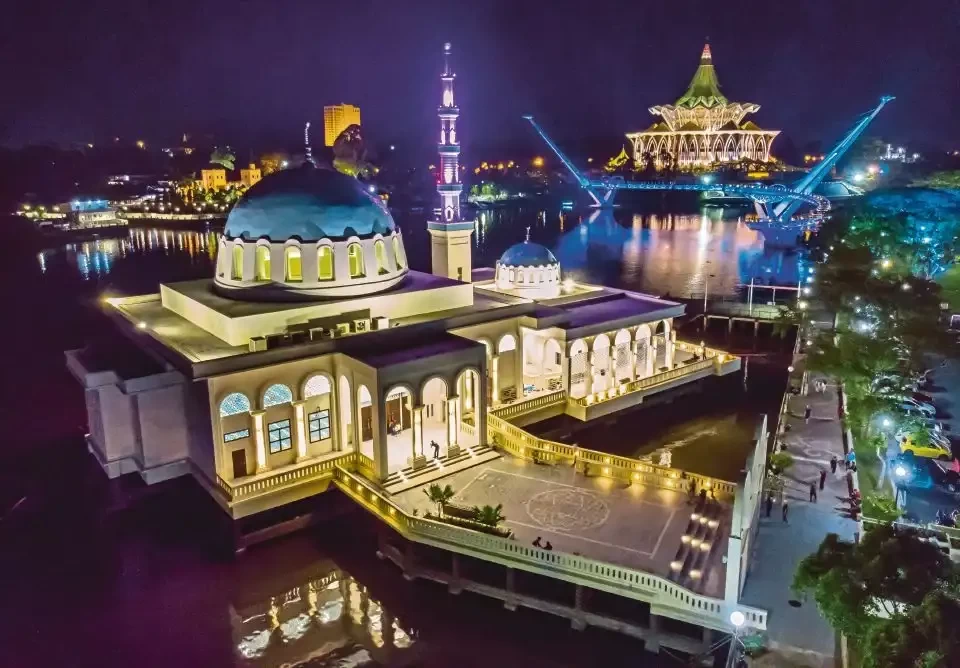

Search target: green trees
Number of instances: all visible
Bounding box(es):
[473,504,505,528]
[423,484,455,516]
[794,525,960,667]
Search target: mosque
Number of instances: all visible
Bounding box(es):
[67,43,765,647]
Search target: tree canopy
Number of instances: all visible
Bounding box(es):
[794,525,960,667]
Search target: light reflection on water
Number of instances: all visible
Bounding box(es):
[233,566,414,666]
[36,207,802,299]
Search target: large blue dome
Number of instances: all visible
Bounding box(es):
[224,166,397,241]
[498,240,558,267]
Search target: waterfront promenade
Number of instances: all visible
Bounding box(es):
[740,373,855,667]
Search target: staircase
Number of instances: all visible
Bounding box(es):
[667,495,727,594]
[382,444,500,494]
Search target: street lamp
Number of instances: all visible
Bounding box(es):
[726,611,746,668]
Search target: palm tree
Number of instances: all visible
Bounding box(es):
[474,504,505,527]
[424,484,455,517]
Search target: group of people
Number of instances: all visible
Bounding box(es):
[935,508,959,527]
[532,536,553,550]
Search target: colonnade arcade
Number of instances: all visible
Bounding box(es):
[215,367,482,484]
[567,320,675,399]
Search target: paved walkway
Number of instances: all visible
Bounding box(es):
[740,372,856,667]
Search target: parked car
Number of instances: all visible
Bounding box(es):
[891,454,960,499]
[900,432,953,460]
[900,398,937,417]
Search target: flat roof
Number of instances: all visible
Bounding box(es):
[163,272,463,319]
[347,332,483,369]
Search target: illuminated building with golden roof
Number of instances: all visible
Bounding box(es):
[626,44,779,169]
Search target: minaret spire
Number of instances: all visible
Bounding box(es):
[427,42,475,283]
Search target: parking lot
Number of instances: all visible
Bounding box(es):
[896,356,960,523]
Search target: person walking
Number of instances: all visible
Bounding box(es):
[804,405,812,424]
[830,455,838,474]
[765,493,774,518]
[819,469,827,491]
[430,440,440,460]
[782,501,789,523]
[809,482,818,503]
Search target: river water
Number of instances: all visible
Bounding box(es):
[1,203,796,667]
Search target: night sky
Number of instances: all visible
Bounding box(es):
[2,0,958,153]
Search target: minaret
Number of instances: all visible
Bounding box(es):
[428,42,475,282]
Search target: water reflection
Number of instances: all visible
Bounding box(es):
[36,227,220,281]
[233,566,415,666]
[37,209,802,299]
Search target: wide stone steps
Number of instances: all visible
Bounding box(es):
[382,445,500,494]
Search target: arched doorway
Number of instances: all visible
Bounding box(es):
[497,333,518,403]
[591,333,611,392]
[384,386,413,473]
[421,378,448,459]
[357,385,373,461]
[339,376,353,450]
[635,324,653,378]
[569,339,589,398]
[613,329,633,384]
[456,369,481,448]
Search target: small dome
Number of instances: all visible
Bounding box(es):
[498,240,558,267]
[494,239,562,299]
[224,166,396,242]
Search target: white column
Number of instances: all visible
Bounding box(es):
[447,395,460,456]
[412,405,424,460]
[491,355,500,405]
[667,331,677,368]
[251,410,268,473]
[292,400,308,461]
[647,342,656,376]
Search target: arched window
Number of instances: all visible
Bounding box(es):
[262,383,293,407]
[255,246,271,281]
[498,334,517,353]
[317,245,334,281]
[393,236,405,270]
[303,374,331,398]
[374,239,389,275]
[285,246,302,282]
[347,243,365,278]
[219,392,251,417]
[231,243,244,280]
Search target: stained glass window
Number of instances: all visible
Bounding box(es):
[219,392,251,417]
[304,375,331,398]
[308,410,330,442]
[262,383,293,407]
[267,419,292,453]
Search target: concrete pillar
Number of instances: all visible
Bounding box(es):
[701,626,713,653]
[571,584,587,631]
[251,410,268,473]
[403,542,416,581]
[410,405,426,469]
[647,613,661,653]
[491,355,500,406]
[504,567,517,611]
[292,400,308,461]
[666,330,676,368]
[448,395,460,453]
[449,553,463,594]
[647,343,656,376]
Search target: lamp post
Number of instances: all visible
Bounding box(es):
[725,610,746,668]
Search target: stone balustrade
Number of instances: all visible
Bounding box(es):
[331,466,766,632]
[215,450,355,502]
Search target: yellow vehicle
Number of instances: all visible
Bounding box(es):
[900,433,953,460]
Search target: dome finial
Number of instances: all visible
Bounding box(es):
[525,226,531,242]
[304,121,316,167]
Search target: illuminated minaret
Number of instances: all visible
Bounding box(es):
[428,42,474,282]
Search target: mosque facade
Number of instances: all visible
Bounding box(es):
[66,43,765,646]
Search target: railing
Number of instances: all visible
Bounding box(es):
[460,420,476,438]
[490,389,567,419]
[331,465,766,631]
[357,452,377,479]
[486,413,737,498]
[573,357,720,407]
[216,451,357,502]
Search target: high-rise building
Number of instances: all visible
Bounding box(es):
[323,104,361,147]
[427,43,474,282]
[626,44,779,169]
